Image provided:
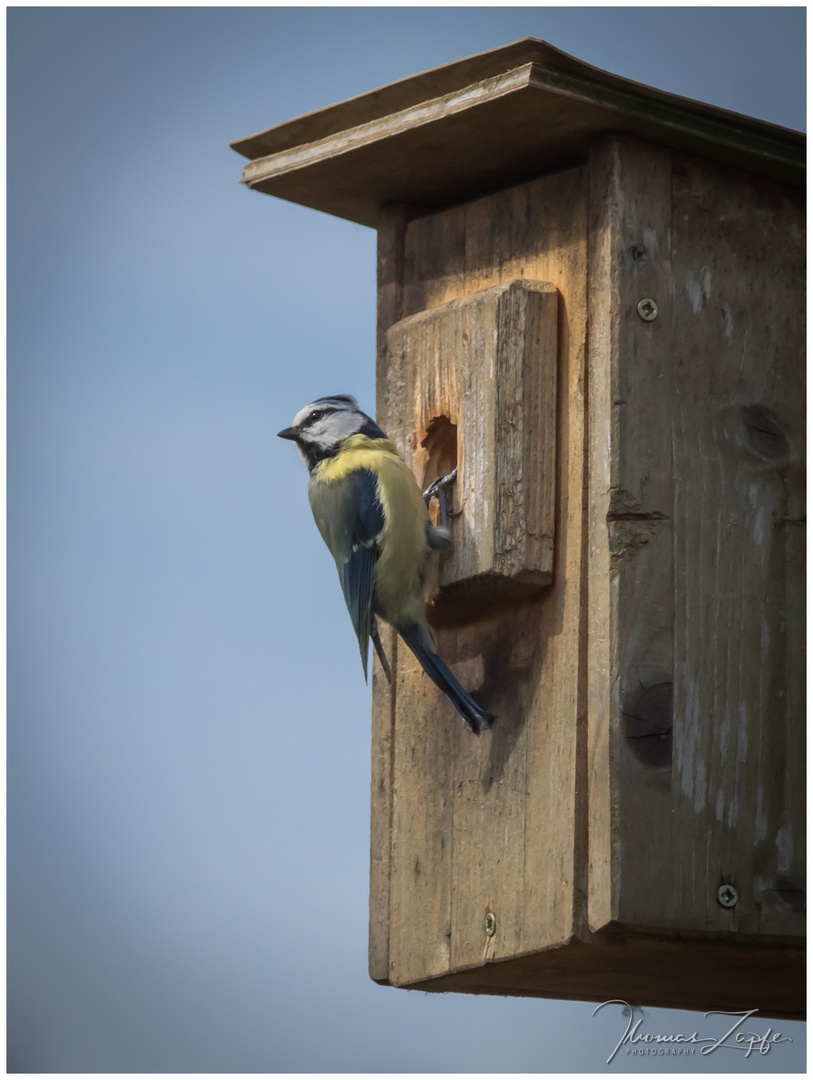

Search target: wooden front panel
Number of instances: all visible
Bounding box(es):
[371,166,589,986]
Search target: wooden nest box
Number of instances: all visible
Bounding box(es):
[233,40,805,1017]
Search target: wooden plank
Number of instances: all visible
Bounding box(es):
[377,204,460,988]
[383,166,588,986]
[446,186,534,977]
[240,66,535,188]
[368,204,407,982]
[585,145,616,934]
[404,935,805,1020]
[453,169,589,971]
[368,619,397,984]
[493,282,558,585]
[233,38,802,165]
[401,204,466,317]
[240,65,802,200]
[669,157,805,938]
[586,136,675,932]
[385,280,558,609]
[233,40,803,228]
[387,647,456,984]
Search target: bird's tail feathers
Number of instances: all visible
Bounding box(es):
[370,617,392,683]
[400,624,494,735]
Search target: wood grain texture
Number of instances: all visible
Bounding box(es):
[387,650,456,982]
[669,156,805,939]
[403,932,805,1019]
[368,204,407,982]
[588,137,805,947]
[371,140,804,1010]
[587,137,675,933]
[385,280,558,609]
[371,166,589,988]
[232,38,803,165]
[233,41,803,227]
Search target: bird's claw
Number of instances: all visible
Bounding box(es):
[423,467,458,528]
[423,466,458,502]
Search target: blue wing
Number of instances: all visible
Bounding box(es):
[339,469,384,681]
[309,467,384,680]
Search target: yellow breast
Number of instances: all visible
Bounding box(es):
[314,435,429,623]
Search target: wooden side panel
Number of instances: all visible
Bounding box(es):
[669,157,805,938]
[587,137,675,932]
[588,139,805,941]
[371,166,588,987]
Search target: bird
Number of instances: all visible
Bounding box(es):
[278,395,494,734]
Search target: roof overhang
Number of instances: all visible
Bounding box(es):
[231,38,805,228]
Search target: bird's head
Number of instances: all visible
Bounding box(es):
[278,395,387,470]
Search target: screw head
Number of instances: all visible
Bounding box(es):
[717,884,739,908]
[637,297,659,322]
[484,912,497,937]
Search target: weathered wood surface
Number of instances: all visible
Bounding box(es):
[372,166,589,988]
[233,40,803,227]
[368,204,408,983]
[371,137,804,1011]
[385,279,558,614]
[404,932,805,1019]
[668,154,805,939]
[588,136,805,943]
[587,137,675,933]
[232,38,802,163]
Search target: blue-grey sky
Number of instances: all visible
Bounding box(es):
[8,6,806,1073]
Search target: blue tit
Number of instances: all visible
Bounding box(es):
[278,395,494,734]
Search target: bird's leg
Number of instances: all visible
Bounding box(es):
[422,466,459,528]
[370,617,392,684]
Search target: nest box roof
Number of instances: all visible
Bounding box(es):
[231,38,804,227]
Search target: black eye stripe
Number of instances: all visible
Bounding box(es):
[302,407,334,428]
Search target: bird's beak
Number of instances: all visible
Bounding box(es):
[277,427,300,441]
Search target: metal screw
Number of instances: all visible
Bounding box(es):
[717,884,739,908]
[637,298,659,322]
[484,912,497,937]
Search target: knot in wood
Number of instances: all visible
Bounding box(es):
[622,681,673,767]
